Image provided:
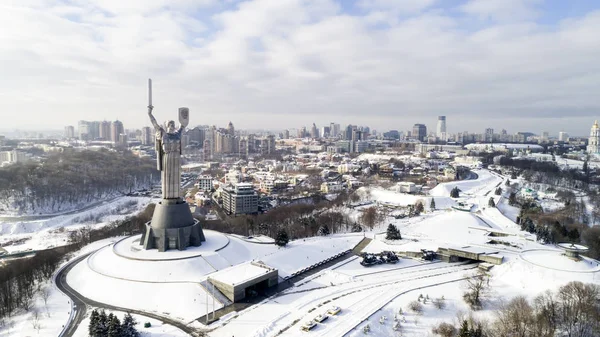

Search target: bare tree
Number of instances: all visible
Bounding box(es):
[491,296,535,337]
[463,270,491,310]
[31,308,42,332]
[556,281,600,337]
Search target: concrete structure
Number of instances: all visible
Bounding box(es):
[222,183,259,216]
[208,261,278,302]
[140,103,206,252]
[558,243,589,259]
[438,246,503,265]
[587,121,600,154]
[558,131,569,142]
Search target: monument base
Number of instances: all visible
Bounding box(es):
[140,199,206,252]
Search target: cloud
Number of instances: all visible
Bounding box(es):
[460,0,543,22]
[0,0,599,136]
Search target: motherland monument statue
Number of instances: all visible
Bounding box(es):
[140,79,206,251]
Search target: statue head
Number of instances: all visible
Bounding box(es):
[165,120,176,133]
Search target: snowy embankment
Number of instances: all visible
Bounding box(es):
[0,197,153,253]
[367,188,456,210]
[430,169,502,197]
[72,310,189,337]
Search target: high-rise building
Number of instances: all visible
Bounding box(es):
[99,121,111,140]
[587,121,599,154]
[227,122,235,135]
[88,121,100,140]
[111,120,124,143]
[485,128,494,142]
[558,131,569,142]
[283,129,290,139]
[141,126,153,145]
[330,123,340,138]
[311,123,319,138]
[78,120,89,140]
[321,126,329,138]
[540,131,549,142]
[436,116,447,140]
[412,124,427,142]
[64,125,75,138]
[221,183,258,216]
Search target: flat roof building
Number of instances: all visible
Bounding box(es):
[222,183,259,216]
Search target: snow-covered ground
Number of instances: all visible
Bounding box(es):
[0,196,153,253]
[0,238,122,337]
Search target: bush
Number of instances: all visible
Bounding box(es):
[144,322,151,328]
[408,300,423,314]
[433,297,446,310]
[432,322,456,337]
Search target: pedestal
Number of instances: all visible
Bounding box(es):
[140,198,206,252]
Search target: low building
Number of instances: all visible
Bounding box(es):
[321,181,343,193]
[208,261,278,303]
[221,183,259,216]
[397,182,416,193]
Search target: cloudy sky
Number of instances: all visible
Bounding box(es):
[1,0,599,136]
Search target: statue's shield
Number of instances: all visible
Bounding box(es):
[178,107,190,128]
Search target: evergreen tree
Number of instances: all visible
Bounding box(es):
[88,309,99,337]
[385,223,401,240]
[458,320,470,337]
[508,192,517,205]
[317,225,330,236]
[488,197,495,208]
[495,187,502,195]
[351,223,362,232]
[450,187,460,198]
[274,229,289,247]
[429,198,436,211]
[107,314,121,337]
[96,310,108,337]
[121,313,139,337]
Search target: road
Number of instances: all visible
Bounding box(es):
[55,252,205,337]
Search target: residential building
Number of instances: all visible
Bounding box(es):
[64,125,75,138]
[221,183,259,216]
[195,175,214,191]
[559,131,569,142]
[321,181,343,193]
[141,127,153,145]
[436,116,447,140]
[412,124,427,142]
[111,120,124,143]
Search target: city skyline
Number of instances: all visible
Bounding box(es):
[1,1,599,135]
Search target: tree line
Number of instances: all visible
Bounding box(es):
[0,149,157,214]
[0,204,155,324]
[433,281,600,337]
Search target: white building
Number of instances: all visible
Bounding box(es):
[587,121,599,154]
[195,175,214,191]
[321,181,343,193]
[0,150,29,166]
[558,131,569,142]
[397,182,416,193]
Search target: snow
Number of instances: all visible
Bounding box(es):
[429,169,502,197]
[367,188,456,210]
[0,196,153,253]
[72,310,189,337]
[210,262,272,285]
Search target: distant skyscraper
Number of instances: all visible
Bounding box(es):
[541,131,549,142]
[283,129,290,139]
[485,128,494,142]
[412,124,427,142]
[227,121,235,135]
[78,120,89,140]
[141,126,153,145]
[111,120,124,143]
[330,123,340,138]
[587,121,599,154]
[64,125,75,138]
[436,116,446,140]
[99,121,111,140]
[311,123,319,138]
[321,126,330,138]
[88,121,100,140]
[559,131,569,142]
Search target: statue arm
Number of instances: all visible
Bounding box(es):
[148,107,162,131]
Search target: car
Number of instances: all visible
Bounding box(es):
[313,313,328,323]
[301,321,317,331]
[327,306,341,315]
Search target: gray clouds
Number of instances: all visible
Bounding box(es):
[0,0,599,135]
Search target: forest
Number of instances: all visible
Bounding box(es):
[0,150,157,214]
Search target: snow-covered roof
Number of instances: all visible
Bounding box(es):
[210,262,274,285]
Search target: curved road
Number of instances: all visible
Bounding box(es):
[55,252,205,337]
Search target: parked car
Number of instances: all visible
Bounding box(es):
[313,313,329,323]
[327,306,342,315]
[301,321,317,331]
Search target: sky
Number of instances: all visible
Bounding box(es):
[1,0,599,136]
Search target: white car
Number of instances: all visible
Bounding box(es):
[313,313,329,323]
[327,306,341,315]
[301,321,317,331]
